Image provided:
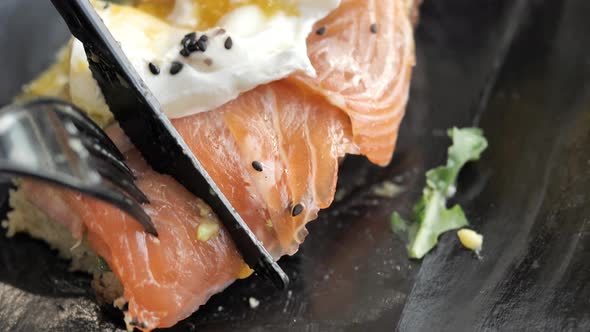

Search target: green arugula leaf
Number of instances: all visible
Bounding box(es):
[407,190,469,258]
[97,256,112,272]
[390,212,409,233]
[426,128,488,195]
[391,127,488,259]
[390,212,417,241]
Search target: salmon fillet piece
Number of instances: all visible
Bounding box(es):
[290,0,415,166]
[174,81,357,256]
[23,81,356,330]
[19,0,417,330]
[23,150,245,329]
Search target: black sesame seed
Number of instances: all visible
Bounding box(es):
[224,36,233,50]
[370,23,378,34]
[199,34,209,42]
[187,41,199,52]
[179,48,190,57]
[291,203,304,217]
[148,62,160,75]
[316,26,327,35]
[182,32,196,43]
[169,61,183,75]
[197,39,208,52]
[103,2,110,9]
[181,33,197,51]
[252,161,263,172]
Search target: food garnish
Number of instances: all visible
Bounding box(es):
[391,127,488,259]
[248,296,260,309]
[457,228,483,253]
[98,256,112,272]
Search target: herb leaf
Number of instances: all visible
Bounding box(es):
[407,190,468,258]
[391,212,418,244]
[97,256,112,272]
[426,128,488,195]
[390,212,409,234]
[392,127,488,259]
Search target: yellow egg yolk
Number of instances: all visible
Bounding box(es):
[136,0,298,30]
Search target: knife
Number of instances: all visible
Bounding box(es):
[50,0,289,289]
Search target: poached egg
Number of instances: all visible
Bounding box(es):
[70,0,339,119]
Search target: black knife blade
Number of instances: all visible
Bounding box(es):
[51,0,288,289]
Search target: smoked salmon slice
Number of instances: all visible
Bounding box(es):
[23,81,356,330]
[289,0,415,166]
[174,81,357,257]
[23,151,245,329]
[16,0,417,330]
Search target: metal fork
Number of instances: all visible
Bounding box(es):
[0,98,157,236]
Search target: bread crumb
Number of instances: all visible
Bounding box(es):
[248,297,260,309]
[113,297,127,310]
[372,181,404,198]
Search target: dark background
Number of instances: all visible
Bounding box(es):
[1,0,589,331]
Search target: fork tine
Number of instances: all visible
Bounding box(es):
[94,187,158,236]
[90,155,150,204]
[71,119,127,162]
[0,167,157,236]
[29,98,127,161]
[0,100,157,236]
[119,198,158,236]
[81,135,136,180]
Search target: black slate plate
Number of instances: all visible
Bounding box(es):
[0,0,589,331]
